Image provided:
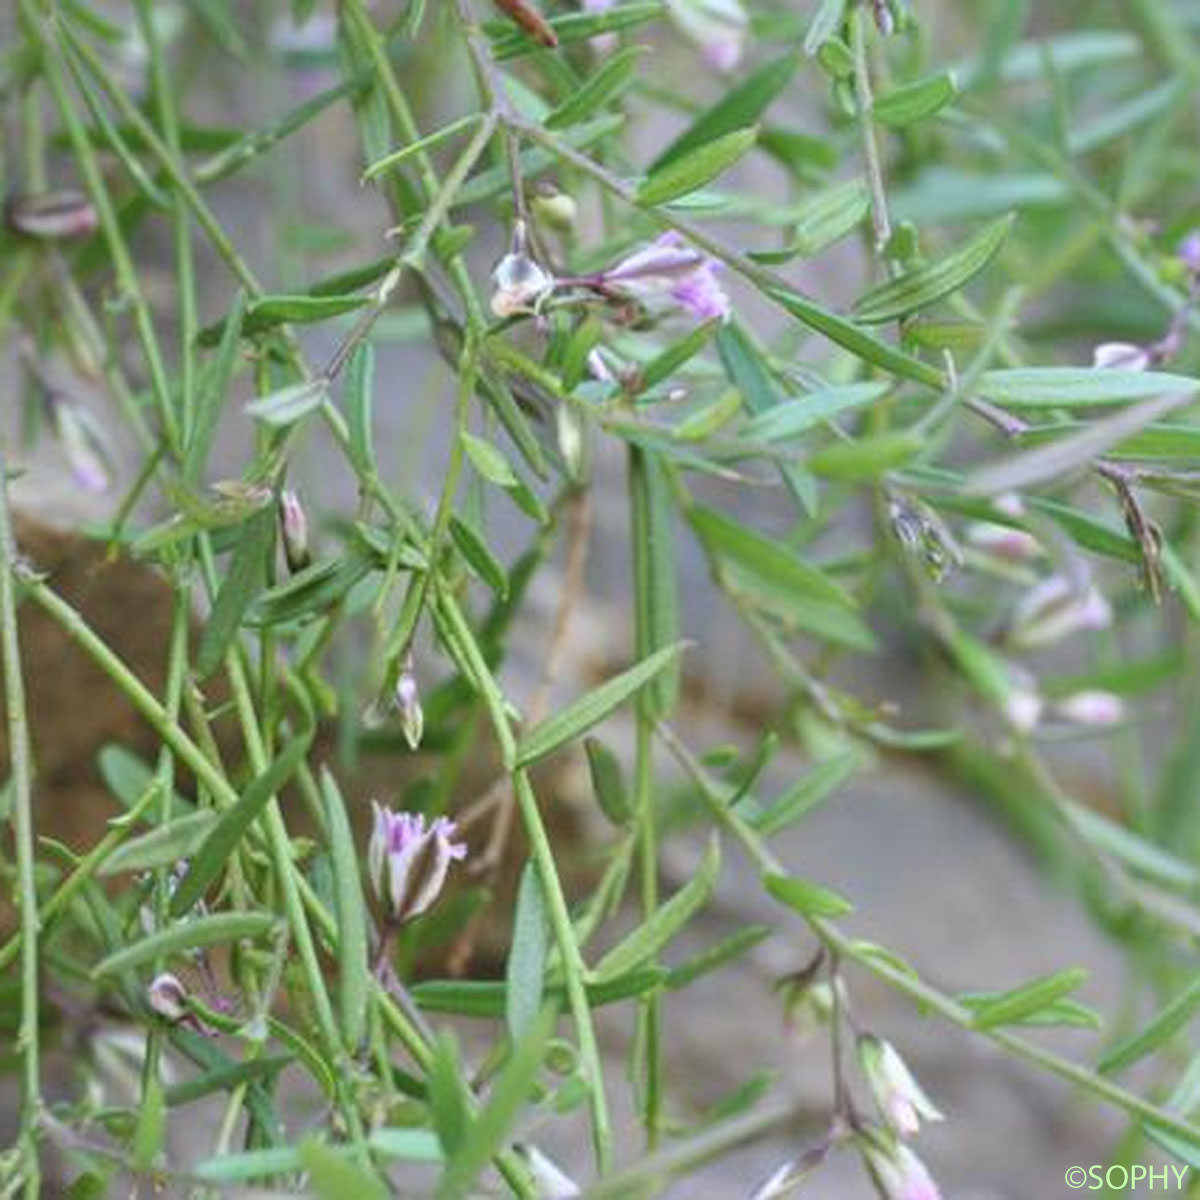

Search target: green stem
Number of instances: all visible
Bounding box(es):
[0,441,43,1199]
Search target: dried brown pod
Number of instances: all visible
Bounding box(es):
[492,0,559,47]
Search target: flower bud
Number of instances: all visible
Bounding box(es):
[395,666,424,752]
[368,803,467,924]
[518,1144,581,1197]
[1093,342,1151,372]
[966,520,1041,563]
[278,489,311,574]
[531,183,578,233]
[147,972,189,1023]
[1007,575,1112,649]
[858,1035,943,1137]
[1054,690,1125,728]
[859,1130,943,1200]
[5,190,99,240]
[53,401,112,494]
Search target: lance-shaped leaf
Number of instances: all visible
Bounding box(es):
[593,838,720,981]
[170,734,314,916]
[546,46,643,130]
[968,968,1089,1029]
[853,214,1013,324]
[874,71,959,128]
[967,390,1193,495]
[1099,976,1200,1076]
[636,127,758,207]
[244,379,330,428]
[505,863,549,1041]
[514,643,686,767]
[93,913,279,978]
[977,367,1200,408]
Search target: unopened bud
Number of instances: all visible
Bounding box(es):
[1054,690,1125,728]
[889,495,962,581]
[531,183,578,233]
[147,972,189,1023]
[5,190,99,240]
[1008,575,1112,648]
[966,521,1041,563]
[53,401,112,494]
[859,1129,943,1200]
[278,489,311,574]
[1093,341,1151,372]
[858,1035,943,1137]
[396,667,424,751]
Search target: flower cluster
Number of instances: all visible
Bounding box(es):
[368,803,468,926]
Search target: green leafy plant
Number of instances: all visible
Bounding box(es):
[4,0,1200,1196]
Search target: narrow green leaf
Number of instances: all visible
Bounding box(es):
[170,734,313,917]
[630,449,680,718]
[689,505,854,608]
[854,215,1013,324]
[196,506,276,679]
[514,643,686,768]
[808,431,921,479]
[99,811,218,876]
[664,924,771,990]
[411,970,664,1017]
[187,290,245,484]
[969,968,1089,1029]
[768,286,944,387]
[754,750,864,837]
[652,53,799,170]
[546,46,643,130]
[433,1009,554,1200]
[717,322,816,512]
[873,71,959,128]
[450,515,509,596]
[977,368,1200,408]
[320,769,370,1052]
[593,837,721,981]
[584,737,632,826]
[740,383,888,442]
[298,1139,388,1200]
[764,871,854,918]
[93,912,279,978]
[506,862,549,1041]
[345,343,377,476]
[636,127,758,207]
[1100,977,1200,1076]
[462,431,519,488]
[638,320,718,393]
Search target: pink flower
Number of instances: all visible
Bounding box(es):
[966,520,1041,562]
[368,804,467,924]
[858,1036,944,1138]
[601,232,731,324]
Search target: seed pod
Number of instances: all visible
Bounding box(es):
[5,190,99,240]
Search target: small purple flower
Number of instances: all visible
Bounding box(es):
[368,804,467,925]
[858,1035,944,1138]
[601,232,731,324]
